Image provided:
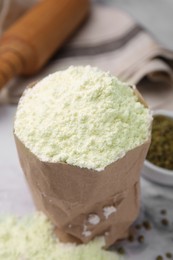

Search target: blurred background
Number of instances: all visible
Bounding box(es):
[96,0,173,50]
[1,0,173,108]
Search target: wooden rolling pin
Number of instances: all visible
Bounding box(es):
[0,0,89,90]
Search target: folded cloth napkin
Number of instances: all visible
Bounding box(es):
[0,1,173,109]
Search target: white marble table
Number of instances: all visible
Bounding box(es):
[1,104,173,260]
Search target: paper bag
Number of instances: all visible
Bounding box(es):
[14,84,151,248]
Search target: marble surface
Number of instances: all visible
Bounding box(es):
[1,104,173,260]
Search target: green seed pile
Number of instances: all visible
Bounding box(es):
[147,115,173,170]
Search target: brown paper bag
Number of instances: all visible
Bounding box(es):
[14,84,151,248]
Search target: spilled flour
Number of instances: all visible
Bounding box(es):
[0,212,121,260]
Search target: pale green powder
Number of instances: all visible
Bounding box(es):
[14,66,151,171]
[0,213,121,260]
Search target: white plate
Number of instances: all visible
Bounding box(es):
[142,110,173,186]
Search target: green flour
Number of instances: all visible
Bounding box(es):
[14,66,151,171]
[0,213,121,260]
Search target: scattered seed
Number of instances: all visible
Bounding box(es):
[135,224,141,230]
[138,235,144,243]
[117,247,125,255]
[166,252,172,258]
[160,209,167,215]
[128,234,135,242]
[156,256,163,260]
[161,218,169,226]
[143,220,152,230]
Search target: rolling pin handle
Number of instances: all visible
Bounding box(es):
[0,0,90,91]
[0,50,23,90]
